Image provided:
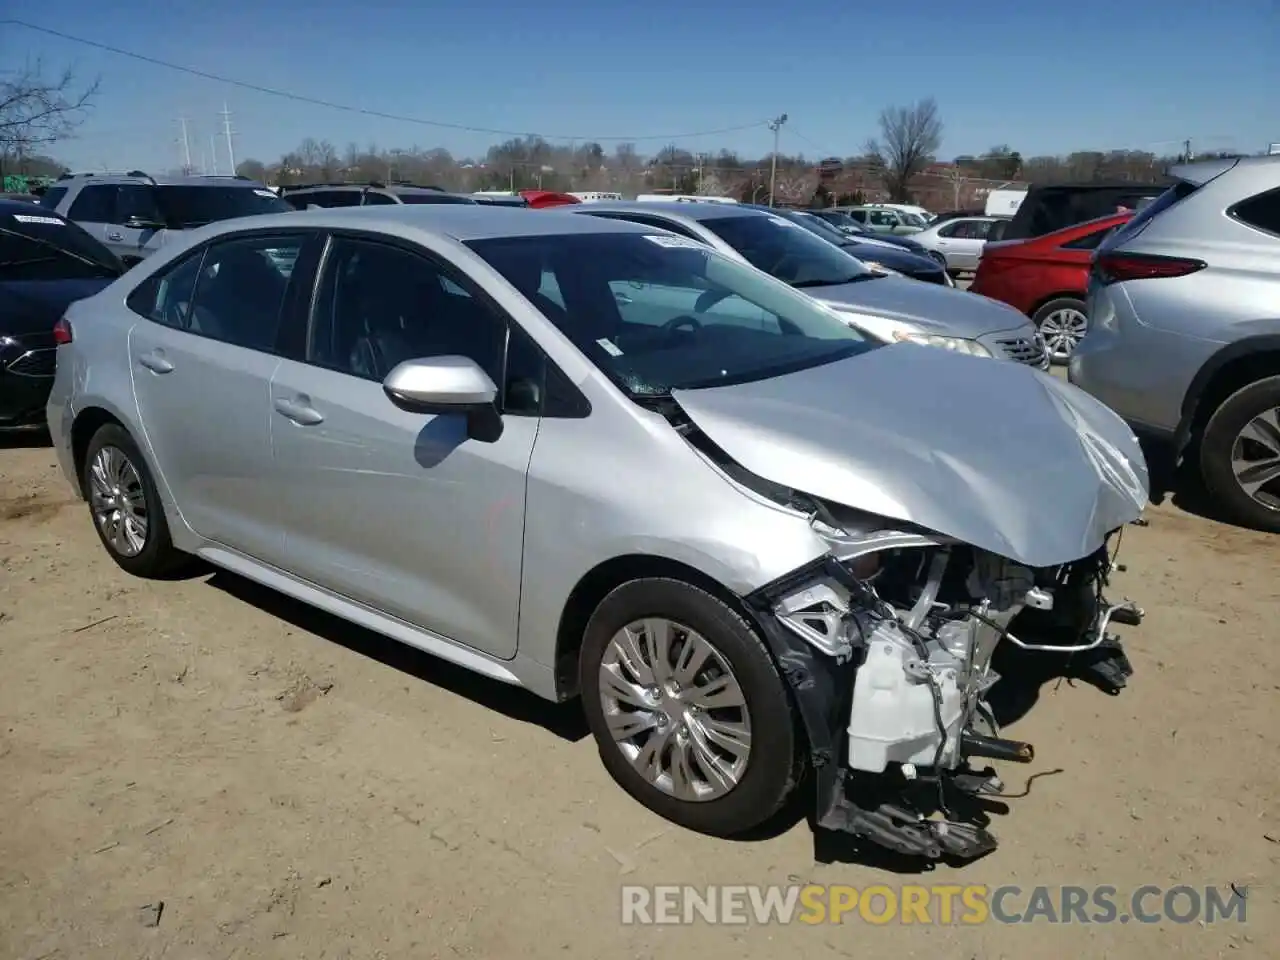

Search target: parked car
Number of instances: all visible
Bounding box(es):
[970,213,1130,363]
[911,216,1000,274]
[1070,155,1280,532]
[563,202,1047,366]
[806,209,942,261]
[47,203,1147,860]
[744,207,952,285]
[471,194,529,207]
[0,200,125,429]
[41,172,292,266]
[931,209,988,227]
[279,181,477,209]
[1001,180,1168,242]
[839,205,926,235]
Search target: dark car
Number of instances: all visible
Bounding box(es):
[755,207,951,285]
[0,200,125,429]
[1002,180,1170,241]
[807,208,941,260]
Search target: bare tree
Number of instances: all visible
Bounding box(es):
[865,98,943,202]
[0,59,99,168]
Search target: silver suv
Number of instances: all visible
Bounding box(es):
[40,172,291,266]
[1070,155,1280,532]
[47,205,1146,862]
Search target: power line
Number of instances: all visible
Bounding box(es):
[4,20,770,144]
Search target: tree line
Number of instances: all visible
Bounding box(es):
[1,65,1259,210]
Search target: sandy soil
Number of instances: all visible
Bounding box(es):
[1,435,1276,959]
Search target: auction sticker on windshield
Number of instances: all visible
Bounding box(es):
[643,235,706,251]
[12,214,64,225]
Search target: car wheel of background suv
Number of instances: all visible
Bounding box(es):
[578,577,800,837]
[82,423,189,576]
[1199,375,1280,533]
[1032,297,1089,364]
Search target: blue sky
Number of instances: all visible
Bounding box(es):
[4,0,1277,173]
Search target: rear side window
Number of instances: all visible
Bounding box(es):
[38,187,68,209]
[298,191,361,208]
[157,185,292,226]
[67,185,116,223]
[1061,225,1115,250]
[1229,187,1280,238]
[361,191,396,205]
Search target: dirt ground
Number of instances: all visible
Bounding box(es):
[1,434,1276,960]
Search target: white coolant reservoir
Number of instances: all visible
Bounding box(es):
[846,621,966,774]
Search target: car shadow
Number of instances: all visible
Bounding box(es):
[203,568,589,743]
[0,427,51,449]
[1139,435,1242,528]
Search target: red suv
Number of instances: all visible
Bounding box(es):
[970,212,1130,363]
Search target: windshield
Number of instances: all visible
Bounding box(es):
[699,213,873,287]
[816,210,863,232]
[901,212,928,227]
[157,185,291,227]
[0,208,124,279]
[467,232,876,397]
[788,212,860,246]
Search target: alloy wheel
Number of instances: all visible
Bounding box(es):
[1230,405,1280,513]
[597,618,752,802]
[88,445,149,557]
[1038,308,1089,360]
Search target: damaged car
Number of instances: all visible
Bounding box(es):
[48,205,1148,861]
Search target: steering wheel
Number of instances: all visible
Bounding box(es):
[662,314,703,337]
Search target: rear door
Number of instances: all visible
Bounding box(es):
[125,229,315,563]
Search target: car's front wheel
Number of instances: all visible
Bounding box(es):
[1199,375,1280,533]
[579,578,800,837]
[82,423,188,576]
[1033,297,1089,363]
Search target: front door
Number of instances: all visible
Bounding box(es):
[108,185,169,265]
[268,235,536,659]
[127,232,306,563]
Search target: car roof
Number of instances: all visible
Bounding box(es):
[187,204,668,243]
[565,200,765,223]
[55,174,271,189]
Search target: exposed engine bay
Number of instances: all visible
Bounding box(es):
[748,504,1143,862]
[650,392,1148,862]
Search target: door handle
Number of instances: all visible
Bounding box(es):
[274,396,324,426]
[614,291,633,305]
[107,231,123,241]
[137,350,174,374]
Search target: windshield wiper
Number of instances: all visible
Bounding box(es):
[790,275,871,288]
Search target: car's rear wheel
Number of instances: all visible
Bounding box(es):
[82,424,187,576]
[579,578,799,837]
[1199,376,1280,533]
[1033,297,1089,363]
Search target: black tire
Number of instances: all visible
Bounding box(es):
[926,250,947,267]
[579,578,800,838]
[1199,375,1280,533]
[1032,297,1089,365]
[82,424,188,576]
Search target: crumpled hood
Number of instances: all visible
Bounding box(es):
[811,275,1032,338]
[672,343,1149,568]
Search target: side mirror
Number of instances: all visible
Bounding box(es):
[382,355,503,442]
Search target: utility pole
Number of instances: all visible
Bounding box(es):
[767,114,788,207]
[209,135,218,175]
[1183,138,1194,162]
[221,103,237,175]
[176,117,193,175]
[696,152,705,195]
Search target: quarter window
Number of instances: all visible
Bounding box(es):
[1230,187,1280,237]
[1062,226,1113,250]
